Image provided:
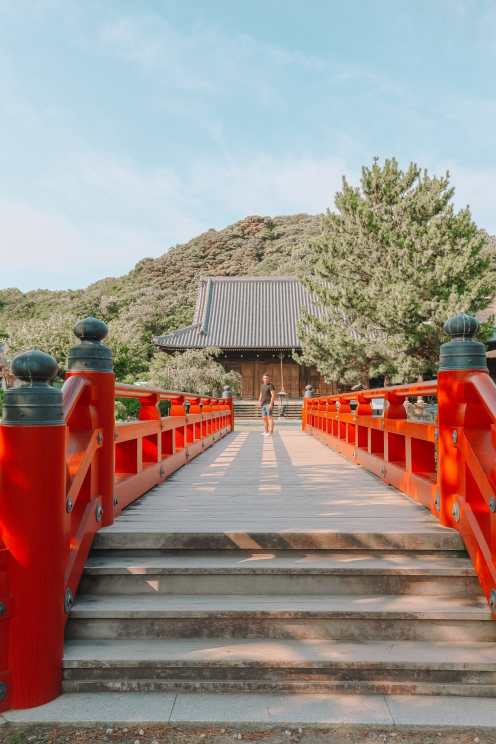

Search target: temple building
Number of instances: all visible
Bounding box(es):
[153,276,335,399]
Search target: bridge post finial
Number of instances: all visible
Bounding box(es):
[68,317,113,372]
[304,384,314,398]
[439,313,487,372]
[67,317,115,527]
[2,349,63,425]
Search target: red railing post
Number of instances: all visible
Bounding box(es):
[66,318,115,526]
[170,396,186,451]
[0,350,66,709]
[221,386,234,432]
[138,392,161,421]
[302,385,314,431]
[438,314,489,528]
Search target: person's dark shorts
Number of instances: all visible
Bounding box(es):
[261,403,272,417]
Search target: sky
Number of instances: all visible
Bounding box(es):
[1,0,496,291]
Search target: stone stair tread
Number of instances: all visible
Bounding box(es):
[63,638,496,668]
[71,593,492,619]
[85,550,475,576]
[93,529,464,551]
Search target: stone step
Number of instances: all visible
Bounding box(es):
[66,593,496,642]
[81,549,481,597]
[62,638,496,696]
[8,690,496,727]
[93,529,465,552]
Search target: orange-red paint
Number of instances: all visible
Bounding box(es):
[0,378,233,711]
[303,370,496,614]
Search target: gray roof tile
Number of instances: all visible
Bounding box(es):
[154,276,324,350]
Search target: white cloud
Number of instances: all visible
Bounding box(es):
[97,13,324,110]
[188,155,348,216]
[443,163,496,234]
[3,151,494,293]
[1,152,352,291]
[0,198,170,290]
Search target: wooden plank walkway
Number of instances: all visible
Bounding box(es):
[96,427,462,550]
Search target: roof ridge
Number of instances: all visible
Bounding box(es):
[199,275,299,282]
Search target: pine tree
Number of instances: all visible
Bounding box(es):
[297,158,496,387]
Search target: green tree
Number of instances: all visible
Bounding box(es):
[147,347,241,397]
[4,316,77,373]
[297,158,496,387]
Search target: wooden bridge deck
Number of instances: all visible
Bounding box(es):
[66,425,496,703]
[96,427,462,549]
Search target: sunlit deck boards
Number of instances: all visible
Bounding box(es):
[95,428,463,550]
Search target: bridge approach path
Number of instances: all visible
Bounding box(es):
[63,426,496,698]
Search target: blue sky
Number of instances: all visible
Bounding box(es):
[1,0,495,291]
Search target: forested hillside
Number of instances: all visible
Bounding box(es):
[0,214,321,379]
[2,210,495,385]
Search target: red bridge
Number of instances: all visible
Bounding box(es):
[0,313,495,712]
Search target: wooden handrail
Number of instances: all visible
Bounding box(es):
[115,382,210,402]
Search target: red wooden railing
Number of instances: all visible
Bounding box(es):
[0,318,234,711]
[303,314,496,618]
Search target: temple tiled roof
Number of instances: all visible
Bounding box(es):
[153,276,324,350]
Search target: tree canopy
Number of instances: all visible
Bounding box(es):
[297,158,496,387]
[147,347,241,398]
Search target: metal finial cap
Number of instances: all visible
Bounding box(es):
[74,317,108,342]
[11,349,58,383]
[443,313,480,339]
[439,313,488,372]
[222,385,232,399]
[3,349,63,425]
[68,317,113,372]
[304,384,314,398]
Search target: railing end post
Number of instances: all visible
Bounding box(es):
[68,317,115,527]
[437,312,488,528]
[302,385,314,430]
[0,350,66,709]
[222,385,234,432]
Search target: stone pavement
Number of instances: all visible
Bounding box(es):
[2,692,496,727]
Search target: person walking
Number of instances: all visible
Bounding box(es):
[258,373,276,436]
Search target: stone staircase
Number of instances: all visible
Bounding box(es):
[234,400,303,418]
[64,533,496,697]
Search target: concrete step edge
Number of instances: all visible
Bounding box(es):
[69,594,493,621]
[62,639,496,668]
